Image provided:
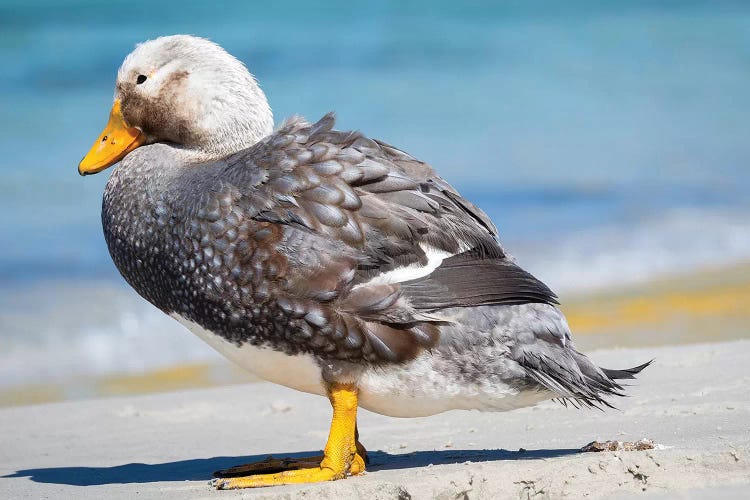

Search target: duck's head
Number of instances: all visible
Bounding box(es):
[78,35,273,175]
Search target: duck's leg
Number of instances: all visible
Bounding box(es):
[213,424,368,478]
[213,383,365,489]
[212,428,367,478]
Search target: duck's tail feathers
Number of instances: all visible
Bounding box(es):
[601,360,653,381]
[520,349,652,411]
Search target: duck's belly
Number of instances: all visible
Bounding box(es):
[356,354,551,417]
[171,314,327,397]
[171,314,550,417]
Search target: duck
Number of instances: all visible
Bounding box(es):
[78,35,649,489]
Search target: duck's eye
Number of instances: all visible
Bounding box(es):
[136,74,147,85]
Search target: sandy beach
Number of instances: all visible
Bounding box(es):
[2,339,748,499]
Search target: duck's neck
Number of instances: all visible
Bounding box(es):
[181,89,275,162]
[202,107,275,159]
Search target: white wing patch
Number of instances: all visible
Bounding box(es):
[353,244,456,289]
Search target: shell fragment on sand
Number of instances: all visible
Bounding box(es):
[581,438,656,452]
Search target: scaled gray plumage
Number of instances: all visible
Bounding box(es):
[103,112,647,407]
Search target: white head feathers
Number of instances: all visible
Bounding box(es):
[115,35,274,158]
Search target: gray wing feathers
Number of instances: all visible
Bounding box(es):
[218,113,557,363]
[402,250,558,310]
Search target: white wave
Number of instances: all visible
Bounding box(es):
[518,208,750,294]
[0,284,221,387]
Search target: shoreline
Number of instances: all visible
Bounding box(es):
[2,260,749,408]
[561,260,750,351]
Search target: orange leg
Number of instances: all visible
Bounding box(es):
[212,383,365,489]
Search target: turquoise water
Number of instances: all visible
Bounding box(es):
[1,1,749,384]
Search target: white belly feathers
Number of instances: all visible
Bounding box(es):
[171,313,549,417]
[171,313,327,397]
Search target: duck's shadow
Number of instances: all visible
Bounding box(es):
[4,448,578,486]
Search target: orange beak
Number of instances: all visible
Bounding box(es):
[78,99,146,175]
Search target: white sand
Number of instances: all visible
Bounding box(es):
[1,341,748,499]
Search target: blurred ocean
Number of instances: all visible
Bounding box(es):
[1,0,749,387]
